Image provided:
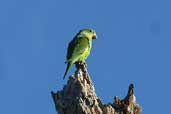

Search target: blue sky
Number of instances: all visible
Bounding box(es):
[0,0,171,114]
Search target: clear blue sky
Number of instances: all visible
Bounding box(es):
[0,0,171,114]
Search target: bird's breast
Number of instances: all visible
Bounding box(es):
[78,47,90,61]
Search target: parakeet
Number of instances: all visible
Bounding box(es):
[63,28,97,79]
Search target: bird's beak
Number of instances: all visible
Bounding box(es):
[92,33,97,39]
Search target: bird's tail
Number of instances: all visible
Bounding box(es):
[63,62,73,80]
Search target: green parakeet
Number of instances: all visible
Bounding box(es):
[63,28,97,79]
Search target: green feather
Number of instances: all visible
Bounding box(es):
[63,28,96,79]
[63,62,73,79]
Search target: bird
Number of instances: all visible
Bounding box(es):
[63,28,97,79]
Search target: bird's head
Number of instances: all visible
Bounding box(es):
[79,28,97,40]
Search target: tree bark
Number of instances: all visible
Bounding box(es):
[51,63,141,114]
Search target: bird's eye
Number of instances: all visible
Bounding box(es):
[89,30,92,32]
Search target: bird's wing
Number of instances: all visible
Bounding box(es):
[66,37,89,62]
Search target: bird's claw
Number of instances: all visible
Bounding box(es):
[75,61,87,71]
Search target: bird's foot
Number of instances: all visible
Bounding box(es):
[75,61,82,70]
[75,61,87,71]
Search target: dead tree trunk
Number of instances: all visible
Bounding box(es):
[51,63,141,114]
